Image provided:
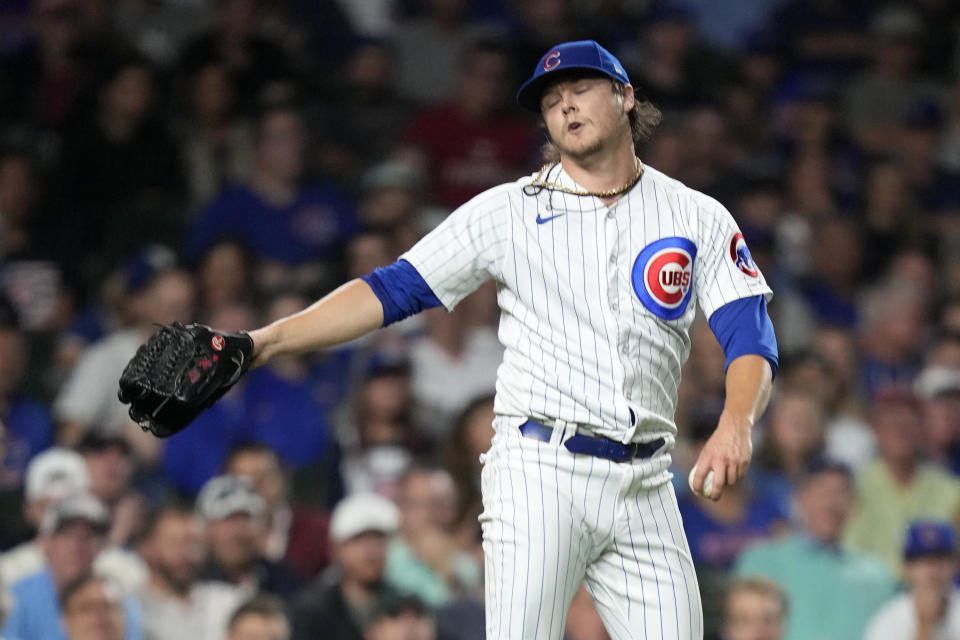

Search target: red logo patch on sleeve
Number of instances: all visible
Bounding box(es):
[729,232,759,278]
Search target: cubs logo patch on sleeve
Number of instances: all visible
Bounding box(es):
[631,237,697,320]
[729,232,759,277]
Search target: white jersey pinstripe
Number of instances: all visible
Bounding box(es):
[403,163,772,444]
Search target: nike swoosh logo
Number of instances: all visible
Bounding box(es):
[536,213,564,224]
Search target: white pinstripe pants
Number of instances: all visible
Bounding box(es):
[479,417,703,640]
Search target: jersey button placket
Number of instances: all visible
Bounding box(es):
[605,209,632,370]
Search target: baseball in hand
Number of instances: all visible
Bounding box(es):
[688,465,715,499]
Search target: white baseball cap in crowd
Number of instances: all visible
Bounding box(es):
[40,492,110,535]
[329,493,399,543]
[26,447,90,503]
[915,366,960,399]
[196,474,265,521]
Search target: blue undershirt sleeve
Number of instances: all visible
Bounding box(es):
[707,295,779,379]
[360,259,444,326]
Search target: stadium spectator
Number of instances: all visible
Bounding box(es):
[57,52,184,283]
[77,433,143,546]
[865,520,960,640]
[410,304,502,441]
[364,593,436,640]
[239,293,333,467]
[630,8,730,114]
[291,493,403,640]
[356,161,428,254]
[223,442,331,580]
[811,327,876,471]
[857,283,929,400]
[60,573,128,640]
[858,160,925,280]
[796,216,863,329]
[939,74,960,175]
[196,474,302,600]
[735,458,897,640]
[54,250,194,465]
[0,302,56,524]
[136,504,243,640]
[339,365,421,499]
[384,465,481,608]
[186,103,358,291]
[178,0,291,114]
[844,385,960,576]
[402,39,538,209]
[842,5,939,153]
[194,240,257,321]
[390,0,488,105]
[0,447,89,585]
[1,493,143,640]
[914,365,960,474]
[226,594,291,640]
[750,385,827,512]
[311,41,414,187]
[721,576,787,640]
[345,230,400,283]
[0,150,76,332]
[441,395,494,548]
[0,0,93,129]
[677,104,741,201]
[178,60,254,211]
[767,0,869,73]
[111,0,213,68]
[0,445,145,592]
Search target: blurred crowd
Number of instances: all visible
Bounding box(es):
[1,0,960,639]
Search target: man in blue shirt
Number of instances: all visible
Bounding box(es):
[1,493,143,640]
[187,104,358,271]
[734,458,897,640]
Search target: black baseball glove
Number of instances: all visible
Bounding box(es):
[118,323,254,438]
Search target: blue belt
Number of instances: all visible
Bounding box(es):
[519,419,665,463]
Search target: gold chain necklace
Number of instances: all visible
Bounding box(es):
[524,158,644,198]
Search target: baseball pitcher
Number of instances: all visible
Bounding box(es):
[120,40,777,640]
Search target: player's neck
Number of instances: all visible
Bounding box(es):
[559,143,638,200]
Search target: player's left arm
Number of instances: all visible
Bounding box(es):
[688,193,778,501]
[691,295,777,501]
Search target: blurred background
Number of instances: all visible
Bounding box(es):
[1,1,960,639]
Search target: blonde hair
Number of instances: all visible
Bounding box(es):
[540,79,662,163]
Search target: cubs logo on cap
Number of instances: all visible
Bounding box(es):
[632,237,697,320]
[543,51,561,71]
[729,232,758,277]
[517,40,631,112]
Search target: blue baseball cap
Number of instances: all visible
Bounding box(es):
[516,40,630,113]
[903,521,957,560]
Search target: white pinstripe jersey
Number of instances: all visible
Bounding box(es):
[402,163,772,444]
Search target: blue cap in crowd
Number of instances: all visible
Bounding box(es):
[123,245,176,294]
[516,40,630,113]
[803,455,852,481]
[903,521,957,560]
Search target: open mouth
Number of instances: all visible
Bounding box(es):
[568,122,583,132]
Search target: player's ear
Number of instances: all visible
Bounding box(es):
[621,84,636,114]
